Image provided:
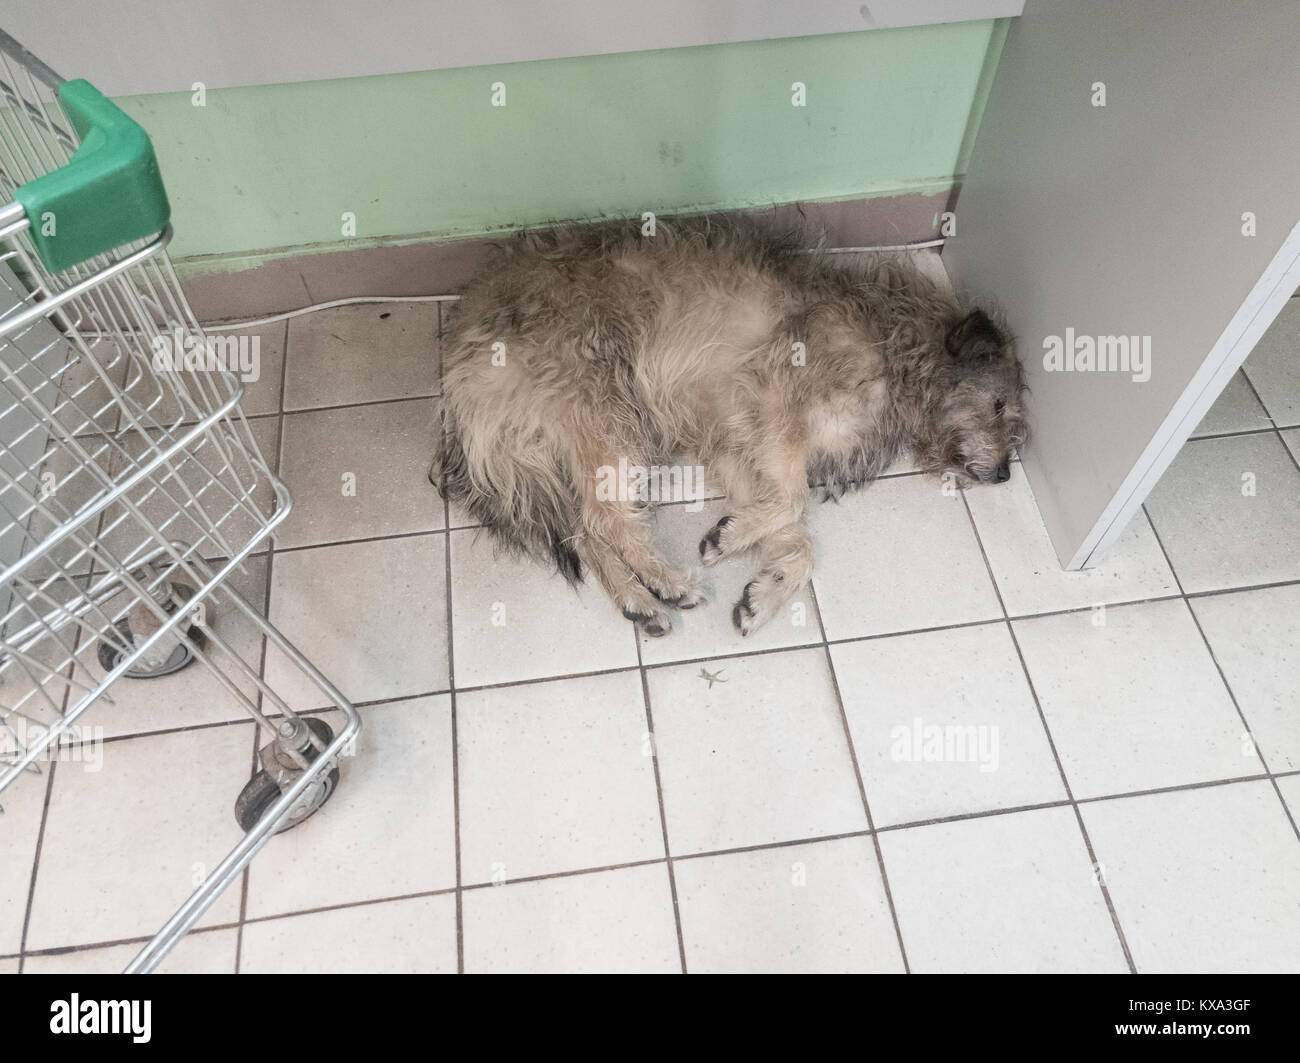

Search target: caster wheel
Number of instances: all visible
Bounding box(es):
[97,618,205,679]
[235,716,339,834]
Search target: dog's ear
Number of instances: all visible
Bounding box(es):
[946,309,1003,364]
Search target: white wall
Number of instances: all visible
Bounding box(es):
[2,0,1021,96]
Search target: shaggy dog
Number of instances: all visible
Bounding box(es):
[436,217,1028,637]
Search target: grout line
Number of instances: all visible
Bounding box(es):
[242,886,459,927]
[20,921,241,963]
[35,547,1300,749]
[159,409,283,433]
[1273,423,1300,478]
[438,303,465,976]
[958,486,1137,973]
[459,856,668,891]
[445,499,464,975]
[275,528,1300,631]
[64,556,1300,748]
[875,800,1074,834]
[233,740,258,974]
[1073,772,1276,806]
[669,828,876,863]
[1186,403,1300,485]
[1180,574,1300,601]
[1142,504,1300,844]
[1185,387,1300,485]
[1187,425,1278,442]
[17,601,93,971]
[24,767,1300,961]
[42,698,401,749]
[271,687,453,715]
[830,574,1300,634]
[634,629,689,973]
[15,758,59,974]
[280,392,442,419]
[235,317,290,973]
[273,524,448,558]
[1236,366,1280,431]
[807,578,911,973]
[453,662,646,695]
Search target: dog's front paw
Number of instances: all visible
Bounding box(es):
[645,565,709,609]
[699,515,737,566]
[619,585,674,638]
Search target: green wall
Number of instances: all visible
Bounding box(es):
[118,19,1007,266]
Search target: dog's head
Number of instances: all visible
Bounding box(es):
[918,308,1029,485]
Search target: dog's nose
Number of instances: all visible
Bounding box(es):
[993,460,1011,484]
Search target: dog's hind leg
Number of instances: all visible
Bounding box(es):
[701,499,814,634]
[568,423,707,634]
[698,435,807,564]
[697,436,813,635]
[577,500,708,636]
[578,536,675,637]
[730,521,814,636]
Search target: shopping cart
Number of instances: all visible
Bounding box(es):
[0,31,360,972]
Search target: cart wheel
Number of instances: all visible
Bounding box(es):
[235,717,339,834]
[97,618,205,679]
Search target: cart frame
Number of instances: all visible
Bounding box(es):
[0,29,361,973]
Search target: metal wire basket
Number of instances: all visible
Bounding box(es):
[0,30,360,973]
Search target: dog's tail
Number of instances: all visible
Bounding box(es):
[435,406,584,583]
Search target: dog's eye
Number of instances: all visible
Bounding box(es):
[994,400,1006,417]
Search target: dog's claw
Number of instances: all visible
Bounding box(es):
[699,515,735,566]
[732,604,752,635]
[731,579,759,636]
[652,591,689,607]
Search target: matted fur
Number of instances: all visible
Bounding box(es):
[437,216,1028,636]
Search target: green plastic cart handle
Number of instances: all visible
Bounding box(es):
[13,79,170,273]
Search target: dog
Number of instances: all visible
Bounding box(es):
[436,216,1028,637]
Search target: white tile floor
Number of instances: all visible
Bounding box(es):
[4,295,1300,975]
